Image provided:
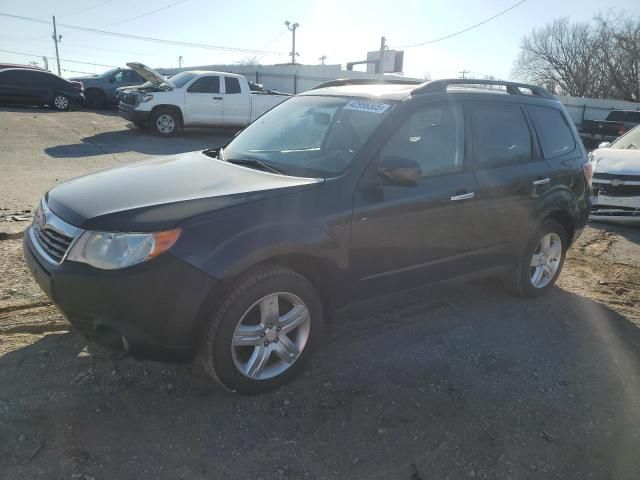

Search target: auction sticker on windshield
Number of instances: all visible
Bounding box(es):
[343,100,391,114]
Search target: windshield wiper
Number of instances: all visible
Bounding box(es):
[226,158,284,174]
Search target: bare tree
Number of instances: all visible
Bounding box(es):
[513,18,602,97]
[595,12,640,102]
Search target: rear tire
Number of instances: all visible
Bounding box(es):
[84,89,106,109]
[150,108,180,137]
[503,219,568,297]
[200,266,323,394]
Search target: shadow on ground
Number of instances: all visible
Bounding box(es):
[1,282,639,479]
[44,127,237,158]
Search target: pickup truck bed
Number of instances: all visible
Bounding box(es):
[580,110,640,147]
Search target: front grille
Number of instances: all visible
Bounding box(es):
[121,92,138,106]
[592,182,640,197]
[32,224,74,263]
[594,173,640,182]
[29,198,83,265]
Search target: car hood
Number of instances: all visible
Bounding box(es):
[127,62,172,88]
[46,151,322,231]
[593,148,640,176]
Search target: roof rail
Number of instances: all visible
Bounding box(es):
[412,78,555,100]
[311,77,423,90]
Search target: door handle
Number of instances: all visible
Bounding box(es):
[532,177,550,186]
[213,96,223,100]
[450,192,475,201]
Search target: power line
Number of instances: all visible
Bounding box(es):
[0,34,168,57]
[0,12,286,55]
[97,0,188,29]
[392,0,528,48]
[0,48,118,68]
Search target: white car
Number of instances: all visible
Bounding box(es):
[118,62,290,136]
[590,124,640,223]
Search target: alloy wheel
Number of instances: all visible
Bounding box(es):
[529,232,563,288]
[54,95,68,110]
[231,292,311,380]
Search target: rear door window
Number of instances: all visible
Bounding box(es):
[224,77,241,94]
[187,76,220,93]
[470,104,532,168]
[528,106,575,158]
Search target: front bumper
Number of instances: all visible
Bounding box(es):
[118,103,150,125]
[590,194,640,223]
[23,229,220,361]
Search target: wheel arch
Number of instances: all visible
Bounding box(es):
[151,104,184,126]
[544,209,575,245]
[188,252,340,346]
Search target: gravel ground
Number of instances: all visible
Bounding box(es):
[1,106,639,480]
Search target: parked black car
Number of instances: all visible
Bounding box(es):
[24,79,591,393]
[0,68,84,111]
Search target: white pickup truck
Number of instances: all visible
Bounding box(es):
[118,63,290,136]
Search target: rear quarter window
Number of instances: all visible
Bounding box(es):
[528,106,576,158]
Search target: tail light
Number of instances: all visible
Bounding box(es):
[582,161,594,187]
[618,126,625,135]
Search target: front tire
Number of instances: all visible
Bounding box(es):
[51,94,70,111]
[150,108,180,136]
[200,267,322,394]
[503,219,568,297]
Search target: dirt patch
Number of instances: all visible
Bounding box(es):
[558,225,640,324]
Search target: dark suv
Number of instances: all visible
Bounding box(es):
[0,68,84,111]
[24,79,591,393]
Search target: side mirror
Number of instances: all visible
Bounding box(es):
[598,141,611,149]
[108,77,115,83]
[378,156,422,186]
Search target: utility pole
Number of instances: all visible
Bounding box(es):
[378,36,387,75]
[285,20,299,64]
[178,56,183,68]
[459,69,470,79]
[51,16,61,76]
[319,55,327,65]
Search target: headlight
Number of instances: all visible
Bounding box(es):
[67,229,180,270]
[140,94,154,103]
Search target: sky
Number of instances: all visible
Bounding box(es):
[0,0,634,80]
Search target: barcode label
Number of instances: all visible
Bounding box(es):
[343,100,391,114]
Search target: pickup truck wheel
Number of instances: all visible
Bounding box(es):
[503,219,567,297]
[151,109,179,136]
[84,89,106,109]
[200,267,322,394]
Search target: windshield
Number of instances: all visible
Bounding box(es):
[98,68,118,78]
[223,95,395,177]
[169,72,197,88]
[611,125,640,149]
